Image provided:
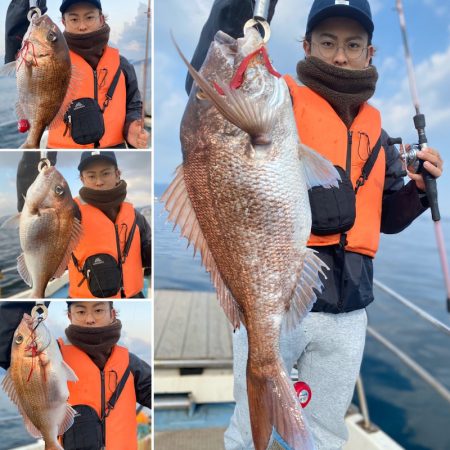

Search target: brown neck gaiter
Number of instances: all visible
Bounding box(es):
[79,180,127,222]
[296,56,378,128]
[64,24,110,69]
[65,320,122,370]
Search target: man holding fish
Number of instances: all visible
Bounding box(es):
[184,0,444,449]
[0,301,152,450]
[5,0,149,148]
[14,151,151,298]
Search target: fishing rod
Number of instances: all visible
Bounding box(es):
[141,0,151,129]
[395,0,450,312]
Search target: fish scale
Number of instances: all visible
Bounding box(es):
[14,14,71,149]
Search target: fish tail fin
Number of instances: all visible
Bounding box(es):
[247,357,314,450]
[299,143,341,189]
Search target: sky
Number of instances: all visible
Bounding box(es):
[154,0,450,218]
[0,151,152,216]
[0,0,151,61]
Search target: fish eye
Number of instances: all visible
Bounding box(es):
[15,334,24,344]
[47,31,57,42]
[196,90,208,101]
[55,185,65,196]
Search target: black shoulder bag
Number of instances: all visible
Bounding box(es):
[308,135,382,236]
[71,213,138,298]
[64,67,122,147]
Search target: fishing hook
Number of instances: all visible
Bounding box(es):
[27,7,42,22]
[243,18,271,44]
[38,158,51,172]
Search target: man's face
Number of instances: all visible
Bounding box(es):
[303,17,374,69]
[80,160,120,190]
[68,301,115,327]
[62,2,105,34]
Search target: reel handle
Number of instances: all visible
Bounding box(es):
[387,137,407,178]
[413,114,440,222]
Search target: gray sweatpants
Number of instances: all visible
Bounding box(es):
[223,309,368,450]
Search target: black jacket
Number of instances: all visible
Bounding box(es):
[187,0,428,313]
[0,301,152,408]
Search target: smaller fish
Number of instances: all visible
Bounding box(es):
[2,312,78,450]
[1,14,71,148]
[18,165,82,298]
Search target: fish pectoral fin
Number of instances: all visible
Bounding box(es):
[52,217,83,279]
[61,360,78,383]
[2,369,21,407]
[172,34,275,143]
[17,253,33,287]
[299,143,341,189]
[284,249,328,331]
[1,370,43,439]
[58,404,76,436]
[161,165,242,329]
[0,213,21,229]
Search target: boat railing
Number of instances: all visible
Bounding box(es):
[355,278,450,432]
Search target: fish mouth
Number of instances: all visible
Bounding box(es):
[214,28,264,64]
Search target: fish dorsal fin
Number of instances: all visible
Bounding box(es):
[284,248,328,331]
[58,404,76,436]
[52,217,83,279]
[1,370,42,438]
[299,143,341,189]
[17,253,32,286]
[161,165,242,329]
[62,360,78,382]
[173,36,280,143]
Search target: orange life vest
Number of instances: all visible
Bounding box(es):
[58,339,137,450]
[48,47,127,149]
[68,198,143,298]
[284,75,386,258]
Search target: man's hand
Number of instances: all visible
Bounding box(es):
[126,120,149,149]
[408,147,443,191]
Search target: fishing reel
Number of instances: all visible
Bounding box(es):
[387,137,420,177]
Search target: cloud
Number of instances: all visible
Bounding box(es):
[115,2,151,62]
[375,44,450,138]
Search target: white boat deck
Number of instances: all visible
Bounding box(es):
[154,289,404,449]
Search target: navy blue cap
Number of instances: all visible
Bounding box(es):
[78,151,117,172]
[60,0,102,15]
[306,0,374,40]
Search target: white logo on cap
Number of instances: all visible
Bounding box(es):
[91,151,101,156]
[335,0,350,5]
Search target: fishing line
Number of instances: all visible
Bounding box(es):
[141,0,151,130]
[395,0,450,312]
